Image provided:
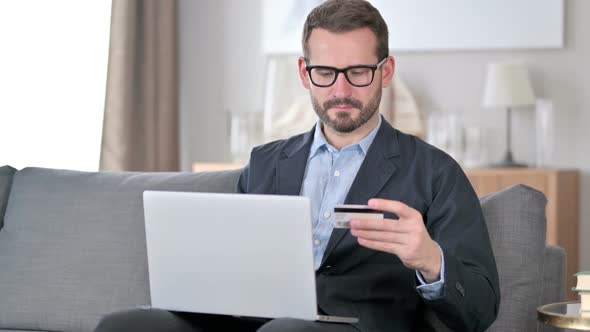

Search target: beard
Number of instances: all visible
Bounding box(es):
[310,88,382,133]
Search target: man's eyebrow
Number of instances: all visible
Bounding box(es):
[309,62,376,68]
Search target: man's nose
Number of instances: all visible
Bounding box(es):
[331,72,353,98]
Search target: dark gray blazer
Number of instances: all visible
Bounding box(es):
[237,119,500,332]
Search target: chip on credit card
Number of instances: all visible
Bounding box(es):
[333,204,384,228]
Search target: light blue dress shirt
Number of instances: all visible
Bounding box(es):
[299,116,445,299]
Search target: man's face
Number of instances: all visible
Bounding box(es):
[299,27,394,133]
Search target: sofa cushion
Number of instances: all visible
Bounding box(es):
[0,166,17,231]
[480,184,547,332]
[0,167,241,332]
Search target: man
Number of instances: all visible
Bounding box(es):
[96,1,499,331]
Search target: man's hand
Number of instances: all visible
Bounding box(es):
[350,198,442,283]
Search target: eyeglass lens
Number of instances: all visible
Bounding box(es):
[309,67,374,87]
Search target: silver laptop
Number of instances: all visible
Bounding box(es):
[143,191,358,324]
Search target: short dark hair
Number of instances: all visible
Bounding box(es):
[302,0,389,61]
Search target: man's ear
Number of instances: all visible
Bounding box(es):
[381,56,395,88]
[298,57,311,90]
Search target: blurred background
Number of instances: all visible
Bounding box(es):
[0,0,588,285]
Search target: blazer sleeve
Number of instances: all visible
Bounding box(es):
[422,160,500,332]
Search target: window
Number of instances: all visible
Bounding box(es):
[0,1,111,171]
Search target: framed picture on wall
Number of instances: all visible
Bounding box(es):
[262,0,564,54]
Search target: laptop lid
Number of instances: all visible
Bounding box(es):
[143,191,318,321]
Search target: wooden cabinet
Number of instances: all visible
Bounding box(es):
[465,168,579,300]
[192,163,244,173]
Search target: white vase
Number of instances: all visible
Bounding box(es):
[230,111,263,164]
[426,113,462,163]
[535,99,555,167]
[462,126,487,168]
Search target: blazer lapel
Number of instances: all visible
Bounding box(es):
[321,120,401,265]
[276,128,314,196]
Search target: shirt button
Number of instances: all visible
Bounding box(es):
[334,170,340,177]
[324,211,331,219]
[314,239,321,246]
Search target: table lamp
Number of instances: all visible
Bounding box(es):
[482,63,535,167]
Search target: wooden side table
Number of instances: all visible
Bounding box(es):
[192,163,244,173]
[538,302,590,330]
[465,168,579,300]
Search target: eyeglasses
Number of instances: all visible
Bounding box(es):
[305,57,387,88]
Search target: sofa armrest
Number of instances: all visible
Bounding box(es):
[538,245,566,332]
[541,245,566,305]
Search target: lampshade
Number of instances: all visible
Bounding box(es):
[482,63,535,108]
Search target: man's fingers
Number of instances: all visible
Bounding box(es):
[356,237,400,254]
[350,218,413,233]
[351,229,407,244]
[368,198,418,219]
[350,218,391,231]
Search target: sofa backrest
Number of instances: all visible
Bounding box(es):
[0,167,560,332]
[0,167,241,332]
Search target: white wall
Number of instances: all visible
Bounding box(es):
[178,0,590,269]
[179,0,224,167]
[179,0,265,168]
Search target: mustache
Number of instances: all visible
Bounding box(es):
[323,98,362,110]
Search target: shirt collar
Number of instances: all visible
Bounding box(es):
[309,115,382,158]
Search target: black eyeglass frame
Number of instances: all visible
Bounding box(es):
[304,57,388,88]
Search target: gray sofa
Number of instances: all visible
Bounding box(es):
[0,166,565,332]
